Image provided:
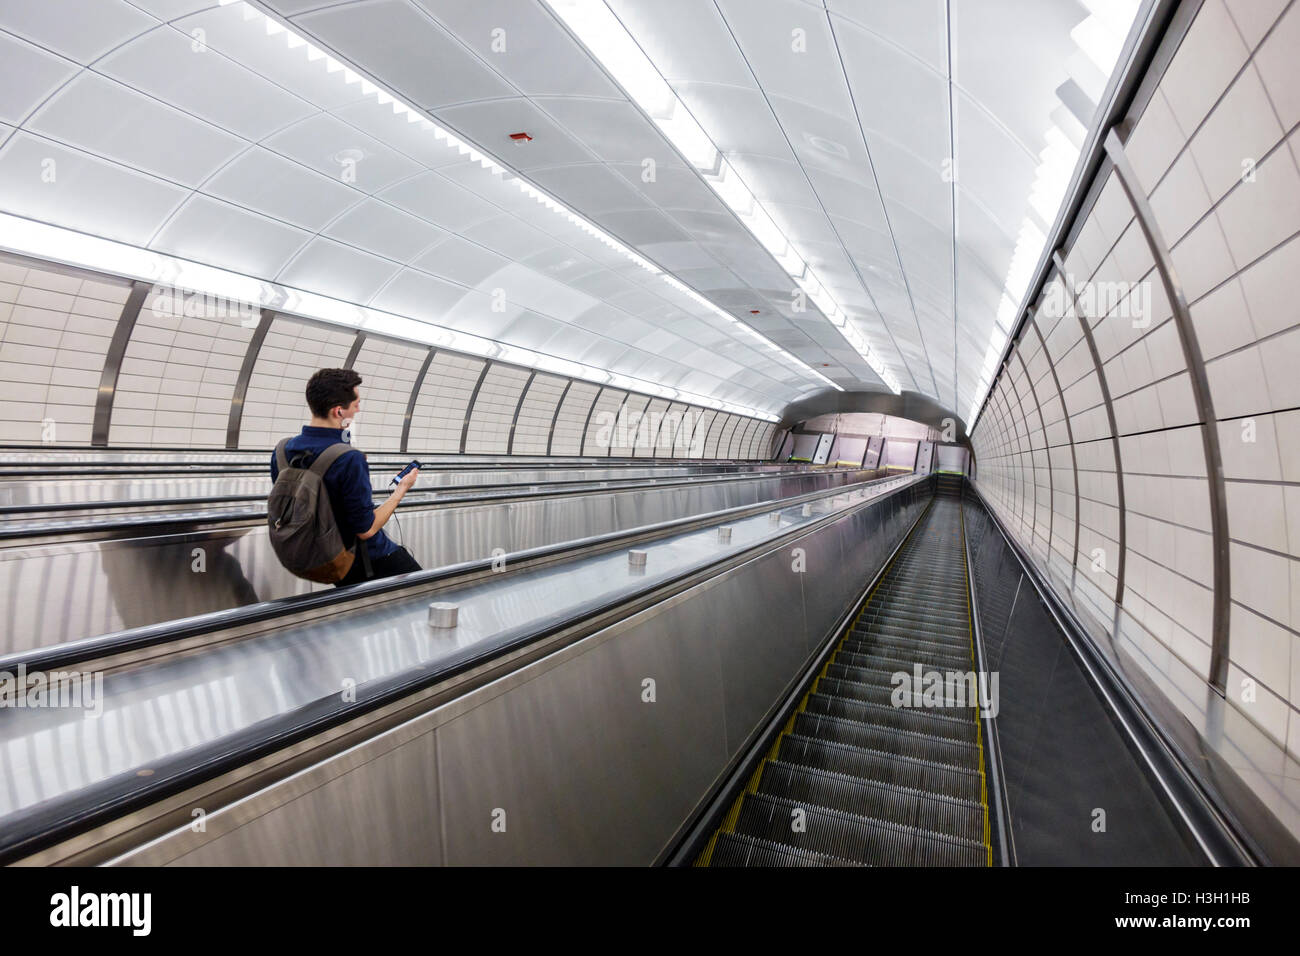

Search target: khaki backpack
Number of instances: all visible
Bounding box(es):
[268,440,371,584]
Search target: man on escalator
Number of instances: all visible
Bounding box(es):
[269,367,422,586]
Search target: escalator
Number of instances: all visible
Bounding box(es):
[696,474,993,866]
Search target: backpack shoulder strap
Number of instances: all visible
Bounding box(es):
[275,437,292,473]
[309,442,357,477]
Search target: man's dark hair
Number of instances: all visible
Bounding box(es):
[306,368,362,419]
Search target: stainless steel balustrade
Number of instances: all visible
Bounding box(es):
[0,467,886,656]
[0,475,927,866]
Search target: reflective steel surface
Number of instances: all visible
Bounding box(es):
[0,476,923,863]
[0,469,883,654]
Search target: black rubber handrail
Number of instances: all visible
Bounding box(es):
[0,475,924,865]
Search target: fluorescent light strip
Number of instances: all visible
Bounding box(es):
[221,0,831,395]
[544,0,898,394]
[966,0,1139,429]
[0,213,779,421]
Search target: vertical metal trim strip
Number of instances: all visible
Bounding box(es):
[93,280,150,447]
[1105,130,1230,692]
[224,307,275,451]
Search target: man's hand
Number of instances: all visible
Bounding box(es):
[397,466,420,493]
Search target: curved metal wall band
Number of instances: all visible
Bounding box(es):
[643,400,676,457]
[505,370,537,456]
[1000,362,1037,541]
[342,332,366,370]
[92,280,150,447]
[1105,130,1230,693]
[610,393,645,458]
[224,307,275,451]
[663,403,694,458]
[578,386,606,457]
[1026,311,1083,594]
[458,360,493,454]
[1015,346,1055,562]
[1052,250,1128,633]
[736,416,761,460]
[544,380,573,457]
[400,348,436,455]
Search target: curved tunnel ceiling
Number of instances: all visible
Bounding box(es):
[0,0,1140,424]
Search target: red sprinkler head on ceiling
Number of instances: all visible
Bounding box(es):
[510,132,533,142]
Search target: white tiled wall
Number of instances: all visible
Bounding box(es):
[0,256,127,445]
[112,288,256,448]
[0,259,771,459]
[681,408,716,458]
[974,0,1300,760]
[511,372,566,456]
[348,336,429,453]
[406,352,486,455]
[549,380,600,456]
[239,315,354,450]
[582,387,627,456]
[464,364,531,455]
[609,393,651,458]
[653,402,689,457]
[632,397,670,458]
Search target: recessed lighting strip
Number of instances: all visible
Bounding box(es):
[543,0,899,393]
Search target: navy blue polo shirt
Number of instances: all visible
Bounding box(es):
[269,426,398,560]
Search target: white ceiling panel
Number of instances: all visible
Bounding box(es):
[323,198,447,263]
[835,19,950,167]
[953,91,1038,236]
[528,163,651,215]
[175,6,375,113]
[459,216,562,263]
[724,152,821,207]
[127,1,213,20]
[0,132,186,245]
[28,72,246,187]
[418,0,622,98]
[378,171,500,232]
[292,0,515,109]
[953,0,1085,155]
[0,0,155,63]
[152,194,311,276]
[412,235,510,287]
[435,98,597,171]
[99,28,316,140]
[608,162,720,212]
[278,236,402,302]
[826,0,949,74]
[205,147,359,231]
[606,0,755,87]
[369,267,472,320]
[265,113,426,193]
[534,96,685,167]
[0,32,79,126]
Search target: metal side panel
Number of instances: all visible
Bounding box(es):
[434,599,729,866]
[101,484,926,866]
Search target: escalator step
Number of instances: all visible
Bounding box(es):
[705,831,861,867]
[843,631,971,660]
[792,711,979,768]
[841,634,972,664]
[834,645,970,674]
[731,792,987,867]
[778,734,983,803]
[758,760,986,845]
[804,692,979,743]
